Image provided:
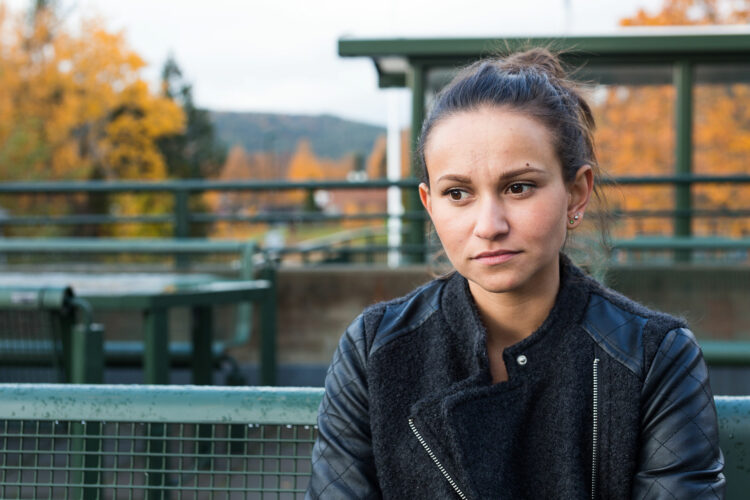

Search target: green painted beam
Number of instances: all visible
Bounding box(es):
[0,179,420,193]
[717,395,750,498]
[377,72,407,88]
[0,285,71,310]
[339,31,750,59]
[611,237,750,250]
[0,384,325,424]
[405,63,427,264]
[674,60,694,262]
[0,175,747,194]
[701,341,750,367]
[0,237,254,253]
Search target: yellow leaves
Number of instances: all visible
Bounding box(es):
[0,5,184,184]
[287,140,325,181]
[0,4,186,237]
[598,0,750,239]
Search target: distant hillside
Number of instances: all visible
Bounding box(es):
[210,111,385,160]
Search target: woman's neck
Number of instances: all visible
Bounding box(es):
[468,263,561,349]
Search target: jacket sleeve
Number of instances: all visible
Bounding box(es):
[306,314,381,499]
[633,327,726,499]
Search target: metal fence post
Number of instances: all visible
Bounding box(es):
[258,261,277,386]
[406,62,427,264]
[70,323,104,384]
[674,60,693,262]
[233,241,256,345]
[174,189,190,269]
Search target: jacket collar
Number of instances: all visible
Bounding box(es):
[439,253,592,380]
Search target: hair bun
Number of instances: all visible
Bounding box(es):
[499,48,566,80]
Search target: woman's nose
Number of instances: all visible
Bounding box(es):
[472,197,509,240]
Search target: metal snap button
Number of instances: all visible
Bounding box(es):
[516,354,528,366]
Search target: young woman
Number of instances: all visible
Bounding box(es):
[307,49,725,499]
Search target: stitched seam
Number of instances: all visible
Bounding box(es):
[582,322,641,376]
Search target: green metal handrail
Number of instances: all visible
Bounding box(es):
[0,178,420,193]
[611,237,750,250]
[0,237,255,254]
[0,286,103,384]
[0,384,324,423]
[1,176,750,264]
[0,384,746,497]
[700,340,750,367]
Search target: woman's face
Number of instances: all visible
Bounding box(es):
[420,106,592,298]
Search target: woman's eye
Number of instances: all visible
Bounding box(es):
[508,183,532,195]
[447,189,467,201]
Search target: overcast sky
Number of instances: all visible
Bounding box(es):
[6,0,665,126]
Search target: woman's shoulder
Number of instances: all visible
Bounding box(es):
[577,270,691,377]
[350,274,452,353]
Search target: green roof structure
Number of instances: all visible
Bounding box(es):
[338,27,750,262]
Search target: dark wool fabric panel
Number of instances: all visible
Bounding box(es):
[596,347,640,499]
[368,317,475,498]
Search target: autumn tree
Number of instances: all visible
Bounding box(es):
[0,2,184,236]
[597,0,750,239]
[157,55,226,180]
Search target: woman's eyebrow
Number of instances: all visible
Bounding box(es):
[498,166,547,180]
[436,167,547,184]
[436,174,472,184]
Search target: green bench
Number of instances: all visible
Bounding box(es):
[0,286,103,384]
[0,385,747,499]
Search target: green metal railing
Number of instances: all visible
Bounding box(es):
[0,286,103,384]
[700,341,750,367]
[0,385,323,499]
[0,384,747,499]
[1,176,750,264]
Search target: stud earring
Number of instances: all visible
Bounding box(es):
[569,213,581,225]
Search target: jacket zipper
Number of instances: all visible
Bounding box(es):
[408,417,469,500]
[591,358,600,500]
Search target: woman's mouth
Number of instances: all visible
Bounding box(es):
[472,250,521,265]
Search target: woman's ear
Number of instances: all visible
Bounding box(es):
[567,165,594,226]
[419,182,433,216]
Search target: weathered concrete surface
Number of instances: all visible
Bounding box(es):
[229,264,750,365]
[603,265,750,341]
[92,265,750,366]
[237,265,435,364]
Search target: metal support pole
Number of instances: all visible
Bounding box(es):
[70,421,102,500]
[144,309,169,384]
[674,60,693,262]
[146,421,168,500]
[387,89,404,267]
[258,264,277,386]
[234,241,256,345]
[174,189,190,269]
[191,306,213,385]
[70,323,104,384]
[406,63,427,263]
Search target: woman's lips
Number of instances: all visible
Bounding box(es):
[472,250,520,265]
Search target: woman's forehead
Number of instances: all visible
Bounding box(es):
[424,107,560,180]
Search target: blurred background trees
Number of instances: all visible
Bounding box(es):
[1,0,748,241]
[0,1,223,236]
[595,0,750,239]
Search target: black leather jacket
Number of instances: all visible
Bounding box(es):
[308,259,725,499]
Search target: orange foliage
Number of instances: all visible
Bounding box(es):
[597,0,750,238]
[285,140,351,206]
[210,135,402,237]
[0,4,184,237]
[621,0,750,25]
[209,145,280,214]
